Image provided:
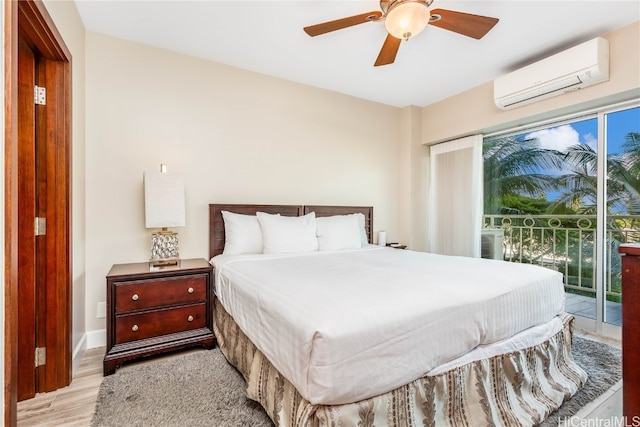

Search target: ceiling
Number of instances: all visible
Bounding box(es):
[74,1,640,108]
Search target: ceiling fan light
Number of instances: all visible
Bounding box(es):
[384,1,430,40]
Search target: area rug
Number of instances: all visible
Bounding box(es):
[91,335,621,427]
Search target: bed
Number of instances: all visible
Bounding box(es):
[208,203,587,427]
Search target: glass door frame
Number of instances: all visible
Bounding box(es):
[587,102,639,338]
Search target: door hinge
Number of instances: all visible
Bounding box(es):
[35,347,46,367]
[35,217,46,236]
[34,85,46,105]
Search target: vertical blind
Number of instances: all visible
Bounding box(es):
[428,135,483,257]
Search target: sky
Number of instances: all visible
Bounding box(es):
[519,106,639,206]
[525,106,639,155]
[606,106,639,155]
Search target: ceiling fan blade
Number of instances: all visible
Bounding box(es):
[304,11,382,37]
[374,33,402,67]
[429,9,499,40]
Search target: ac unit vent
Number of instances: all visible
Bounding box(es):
[494,37,609,110]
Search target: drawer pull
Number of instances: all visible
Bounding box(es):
[187,315,194,322]
[187,287,194,294]
[132,324,139,332]
[132,294,139,301]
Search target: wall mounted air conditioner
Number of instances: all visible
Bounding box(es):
[481,228,504,260]
[494,37,609,110]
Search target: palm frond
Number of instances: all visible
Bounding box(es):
[484,128,640,216]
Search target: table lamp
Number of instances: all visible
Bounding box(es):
[143,164,185,266]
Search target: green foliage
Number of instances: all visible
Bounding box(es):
[498,194,550,214]
[483,135,564,214]
[495,194,580,215]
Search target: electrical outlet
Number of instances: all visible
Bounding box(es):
[97,301,106,318]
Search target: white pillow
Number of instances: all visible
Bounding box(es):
[316,215,362,251]
[354,213,369,245]
[221,211,264,255]
[257,212,318,254]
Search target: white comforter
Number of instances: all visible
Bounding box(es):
[212,246,565,405]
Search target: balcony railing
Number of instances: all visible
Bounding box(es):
[483,214,640,302]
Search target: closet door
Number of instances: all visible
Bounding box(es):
[7,0,73,411]
[17,35,38,402]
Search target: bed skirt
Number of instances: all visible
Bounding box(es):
[213,299,587,427]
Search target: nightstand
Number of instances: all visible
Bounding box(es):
[619,244,640,418]
[103,258,215,375]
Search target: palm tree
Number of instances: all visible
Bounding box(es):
[553,132,640,215]
[483,135,564,214]
[616,132,640,214]
[551,144,598,214]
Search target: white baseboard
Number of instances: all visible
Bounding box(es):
[72,333,87,359]
[71,334,87,376]
[71,330,105,377]
[86,328,107,349]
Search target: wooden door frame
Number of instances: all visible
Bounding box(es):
[4,0,71,424]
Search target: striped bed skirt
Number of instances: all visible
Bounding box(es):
[213,298,587,427]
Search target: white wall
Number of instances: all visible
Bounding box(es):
[398,106,429,251]
[84,32,403,334]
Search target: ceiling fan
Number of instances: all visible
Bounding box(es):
[303,0,499,67]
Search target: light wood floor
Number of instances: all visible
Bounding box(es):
[17,347,104,426]
[17,330,623,426]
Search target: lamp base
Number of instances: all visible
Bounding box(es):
[149,257,181,268]
[150,230,180,265]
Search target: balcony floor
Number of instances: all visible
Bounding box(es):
[565,292,622,326]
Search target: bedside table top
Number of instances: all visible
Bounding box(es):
[107,258,212,278]
[619,243,640,256]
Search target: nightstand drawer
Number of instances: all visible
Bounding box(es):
[115,274,207,313]
[115,302,207,344]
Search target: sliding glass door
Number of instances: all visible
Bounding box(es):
[483,103,639,336]
[603,107,640,328]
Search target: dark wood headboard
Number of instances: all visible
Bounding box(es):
[208,204,373,259]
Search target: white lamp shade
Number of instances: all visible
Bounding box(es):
[144,171,186,228]
[385,1,430,40]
